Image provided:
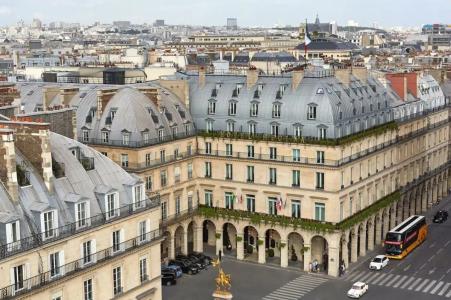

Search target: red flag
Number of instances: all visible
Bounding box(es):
[276,197,282,211]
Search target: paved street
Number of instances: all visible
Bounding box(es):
[163,197,451,300]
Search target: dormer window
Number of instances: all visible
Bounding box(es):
[102,131,109,143]
[208,100,216,115]
[293,124,302,137]
[122,132,130,146]
[106,193,119,219]
[110,108,118,121]
[76,201,89,228]
[272,103,281,118]
[307,104,317,120]
[142,131,149,144]
[216,82,222,90]
[133,184,145,210]
[6,220,20,250]
[172,126,178,138]
[158,129,164,141]
[316,88,324,94]
[206,119,214,132]
[226,120,235,132]
[82,130,89,142]
[250,102,259,117]
[248,122,256,135]
[271,123,280,137]
[228,101,237,116]
[185,124,191,135]
[41,210,58,240]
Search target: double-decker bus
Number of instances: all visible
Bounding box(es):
[384,215,427,259]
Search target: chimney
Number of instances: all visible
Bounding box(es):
[199,67,206,88]
[59,87,79,106]
[335,68,351,86]
[352,67,368,83]
[0,120,54,193]
[0,129,19,202]
[247,66,258,89]
[291,67,304,91]
[43,86,60,110]
[138,87,162,109]
[96,88,118,119]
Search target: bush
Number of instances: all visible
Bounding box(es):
[268,248,275,257]
[246,245,254,254]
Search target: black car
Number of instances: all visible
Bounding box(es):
[190,252,213,265]
[177,254,206,269]
[169,259,199,275]
[433,210,448,223]
[161,272,177,286]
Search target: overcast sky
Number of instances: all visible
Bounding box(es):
[0,0,449,28]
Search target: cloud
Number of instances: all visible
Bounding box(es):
[0,5,12,15]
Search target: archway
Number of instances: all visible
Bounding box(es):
[311,235,329,273]
[348,230,353,263]
[203,220,216,255]
[187,221,196,254]
[265,229,281,265]
[288,232,304,269]
[243,225,259,262]
[174,225,185,256]
[223,222,237,257]
[161,231,171,261]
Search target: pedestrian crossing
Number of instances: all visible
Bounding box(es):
[347,270,451,297]
[262,275,328,300]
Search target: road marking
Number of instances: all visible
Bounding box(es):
[428,254,436,262]
[366,273,380,283]
[423,280,437,293]
[429,268,436,275]
[393,275,408,288]
[386,274,400,287]
[437,248,444,254]
[429,242,436,248]
[372,273,386,285]
[419,263,427,270]
[438,283,451,296]
[412,278,426,291]
[403,265,411,272]
[444,240,451,247]
[400,277,416,289]
[431,281,444,294]
[447,268,451,274]
[359,272,374,282]
[348,271,365,281]
[378,274,393,286]
[446,289,451,298]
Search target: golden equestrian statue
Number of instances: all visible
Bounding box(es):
[212,258,232,298]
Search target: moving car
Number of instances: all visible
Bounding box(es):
[161,272,177,286]
[369,255,389,270]
[169,259,199,275]
[433,210,448,223]
[347,282,368,298]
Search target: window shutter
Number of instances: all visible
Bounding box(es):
[25,263,31,288]
[10,267,15,287]
[5,223,12,244]
[59,251,65,275]
[92,240,97,262]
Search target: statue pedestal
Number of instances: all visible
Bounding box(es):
[212,290,233,300]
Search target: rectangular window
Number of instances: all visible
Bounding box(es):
[102,131,109,143]
[158,129,164,141]
[269,147,277,160]
[227,122,235,132]
[143,132,149,144]
[187,145,192,155]
[349,196,353,216]
[248,123,256,135]
[145,153,151,166]
[246,195,255,212]
[139,220,147,242]
[172,126,178,137]
[160,170,167,187]
[294,126,302,137]
[226,144,233,156]
[113,267,122,295]
[250,103,258,116]
[145,175,152,191]
[292,200,301,218]
[271,124,279,137]
[247,165,254,183]
[268,197,277,215]
[121,154,128,168]
[206,142,212,154]
[133,185,143,208]
[205,162,212,178]
[292,149,300,162]
[84,279,93,300]
[340,201,344,221]
[318,128,327,139]
[292,170,300,187]
[187,163,193,179]
[316,151,325,164]
[43,211,55,239]
[315,203,325,221]
[225,192,234,209]
[83,240,92,265]
[269,168,277,185]
[140,258,148,282]
[112,230,121,253]
[13,265,24,291]
[272,104,281,118]
[175,196,181,215]
[228,101,236,115]
[83,130,89,142]
[247,145,255,158]
[205,190,213,207]
[316,172,324,189]
[122,133,129,146]
[174,166,181,183]
[160,150,166,163]
[206,120,213,132]
[307,105,317,120]
[161,201,167,220]
[225,163,233,180]
[50,252,61,277]
[106,193,117,219]
[6,221,20,251]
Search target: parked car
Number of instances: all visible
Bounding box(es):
[190,252,213,265]
[176,255,206,269]
[161,272,177,286]
[369,255,389,270]
[169,259,199,275]
[347,282,368,298]
[433,210,448,223]
[162,265,182,278]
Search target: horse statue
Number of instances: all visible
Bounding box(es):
[215,268,232,291]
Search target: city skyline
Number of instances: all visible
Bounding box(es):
[0,0,449,28]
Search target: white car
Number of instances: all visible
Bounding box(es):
[369,255,389,270]
[347,282,368,298]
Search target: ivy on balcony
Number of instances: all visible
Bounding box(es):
[198,121,398,147]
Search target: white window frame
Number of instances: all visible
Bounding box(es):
[41,210,58,240]
[307,105,317,120]
[205,190,213,207]
[139,257,148,282]
[291,200,301,218]
[76,201,90,229]
[84,278,93,300]
[133,184,144,210]
[105,192,119,220]
[113,266,122,295]
[6,220,20,251]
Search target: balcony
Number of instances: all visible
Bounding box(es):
[0,229,162,299]
[0,196,160,260]
[160,206,198,228]
[123,150,195,171]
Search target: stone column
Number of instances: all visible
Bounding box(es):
[367,222,375,251]
[390,204,397,229]
[237,235,244,260]
[183,230,189,255]
[397,203,403,224]
[342,239,349,268]
[194,226,203,253]
[216,231,223,256]
[375,218,382,246]
[427,187,433,209]
[258,239,266,264]
[303,244,312,272]
[433,184,438,204]
[443,178,448,198]
[328,241,340,277]
[350,232,358,263]
[280,240,288,268]
[359,224,367,257]
[169,235,175,259]
[383,216,390,241]
[421,188,427,213]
